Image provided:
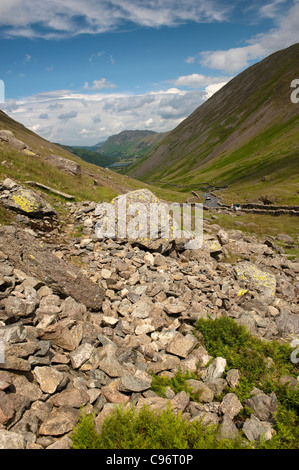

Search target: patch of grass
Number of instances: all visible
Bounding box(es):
[72,225,84,238]
[196,317,297,398]
[0,205,15,225]
[71,405,251,449]
[196,317,299,447]
[151,369,201,401]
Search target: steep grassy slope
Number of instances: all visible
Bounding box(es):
[128,44,299,205]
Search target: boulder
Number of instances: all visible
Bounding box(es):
[234,262,276,298]
[165,332,198,359]
[0,130,27,151]
[204,357,227,381]
[242,415,275,442]
[95,189,182,252]
[33,366,66,394]
[0,429,26,449]
[38,406,79,436]
[244,392,278,422]
[0,226,105,310]
[220,393,243,419]
[0,180,56,218]
[46,154,82,176]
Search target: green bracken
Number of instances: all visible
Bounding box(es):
[71,318,299,449]
[71,405,251,449]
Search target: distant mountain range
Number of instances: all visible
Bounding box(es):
[97,130,168,163]
[55,130,168,171]
[128,43,299,205]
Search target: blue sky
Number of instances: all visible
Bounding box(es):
[0,0,298,145]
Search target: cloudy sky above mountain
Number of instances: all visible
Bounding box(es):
[0,0,298,145]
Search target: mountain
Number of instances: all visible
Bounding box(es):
[54,143,119,168]
[97,130,169,166]
[128,44,299,205]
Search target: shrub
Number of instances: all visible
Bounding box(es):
[196,317,299,448]
[196,317,297,397]
[150,369,201,401]
[71,405,251,450]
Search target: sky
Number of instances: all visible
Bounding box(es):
[0,0,298,146]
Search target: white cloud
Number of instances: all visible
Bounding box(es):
[204,82,227,99]
[89,51,105,64]
[24,54,32,63]
[0,0,230,39]
[200,44,265,74]
[258,0,289,19]
[83,79,117,90]
[185,56,195,64]
[199,1,299,73]
[2,87,212,145]
[172,73,231,88]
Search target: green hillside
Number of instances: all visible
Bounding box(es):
[128,44,299,205]
[98,130,169,168]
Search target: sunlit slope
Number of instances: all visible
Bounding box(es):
[128,44,299,204]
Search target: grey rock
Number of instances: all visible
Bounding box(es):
[187,380,214,403]
[0,429,26,449]
[33,366,65,394]
[49,387,89,408]
[165,332,198,358]
[0,322,26,343]
[0,226,105,311]
[204,357,226,381]
[244,392,278,422]
[220,393,243,419]
[217,415,239,441]
[119,371,152,393]
[226,369,241,388]
[205,378,228,396]
[242,415,274,442]
[98,346,123,378]
[46,436,71,449]
[39,406,79,436]
[190,411,220,427]
[46,154,81,176]
[69,343,94,369]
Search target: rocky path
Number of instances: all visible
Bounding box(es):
[0,186,298,449]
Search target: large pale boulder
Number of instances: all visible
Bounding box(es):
[95,188,200,252]
[0,130,27,150]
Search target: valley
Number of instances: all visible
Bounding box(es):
[126,44,299,207]
[0,43,298,450]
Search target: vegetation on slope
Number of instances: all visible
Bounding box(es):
[127,44,299,206]
[71,318,299,449]
[98,130,169,168]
